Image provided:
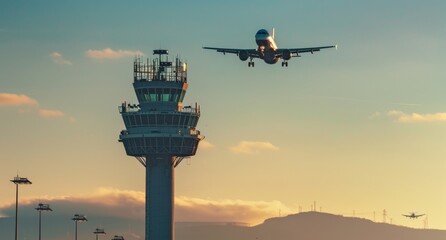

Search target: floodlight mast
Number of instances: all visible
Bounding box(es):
[93,228,106,240]
[72,214,88,240]
[119,49,203,240]
[10,175,32,240]
[112,235,125,240]
[35,203,52,240]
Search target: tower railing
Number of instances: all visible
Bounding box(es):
[134,57,187,83]
[119,104,200,115]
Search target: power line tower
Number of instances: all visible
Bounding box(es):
[423,215,429,229]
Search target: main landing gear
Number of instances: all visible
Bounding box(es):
[281,61,288,67]
[248,61,255,67]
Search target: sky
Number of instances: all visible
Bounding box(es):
[0,0,445,236]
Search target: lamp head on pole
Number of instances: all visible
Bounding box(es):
[10,176,32,185]
[36,203,52,211]
[94,228,106,235]
[72,214,88,222]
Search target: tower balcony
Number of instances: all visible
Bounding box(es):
[119,105,200,130]
[119,133,203,157]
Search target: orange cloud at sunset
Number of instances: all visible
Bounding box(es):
[175,196,291,225]
[0,188,291,225]
[230,141,280,154]
[85,48,144,59]
[38,109,65,118]
[0,93,38,106]
[0,93,69,120]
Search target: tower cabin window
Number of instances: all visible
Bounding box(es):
[138,88,182,102]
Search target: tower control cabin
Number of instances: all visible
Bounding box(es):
[118,50,203,240]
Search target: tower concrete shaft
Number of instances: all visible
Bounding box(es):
[146,155,174,240]
[119,50,203,240]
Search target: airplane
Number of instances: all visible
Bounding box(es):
[203,28,336,67]
[402,212,425,219]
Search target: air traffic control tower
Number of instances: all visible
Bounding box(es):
[118,50,203,240]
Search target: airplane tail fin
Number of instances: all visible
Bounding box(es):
[272,27,275,39]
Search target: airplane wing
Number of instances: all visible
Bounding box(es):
[415,214,425,218]
[276,45,336,57]
[402,214,410,217]
[202,47,260,58]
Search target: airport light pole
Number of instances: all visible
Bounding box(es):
[10,175,32,240]
[93,228,106,240]
[72,214,88,240]
[111,235,125,240]
[35,203,52,240]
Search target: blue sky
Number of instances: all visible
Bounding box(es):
[1,0,445,234]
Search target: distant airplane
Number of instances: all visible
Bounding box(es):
[403,212,425,219]
[203,28,336,67]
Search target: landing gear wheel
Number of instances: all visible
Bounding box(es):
[248,62,255,67]
[282,62,288,67]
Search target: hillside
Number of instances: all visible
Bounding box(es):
[1,212,445,240]
[176,212,446,240]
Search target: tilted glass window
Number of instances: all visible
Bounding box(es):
[142,88,149,102]
[149,88,157,102]
[162,88,170,102]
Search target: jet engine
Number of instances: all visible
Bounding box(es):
[282,49,291,60]
[238,51,249,61]
[263,49,278,64]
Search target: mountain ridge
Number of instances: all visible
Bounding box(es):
[177,212,446,240]
[1,211,445,240]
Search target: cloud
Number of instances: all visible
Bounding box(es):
[0,93,71,120]
[368,112,381,119]
[387,110,446,123]
[50,52,72,65]
[199,140,215,149]
[175,196,291,225]
[230,141,280,154]
[0,188,145,219]
[38,109,65,118]
[0,93,38,106]
[0,188,291,225]
[85,48,144,59]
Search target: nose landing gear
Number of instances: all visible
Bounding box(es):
[281,61,288,67]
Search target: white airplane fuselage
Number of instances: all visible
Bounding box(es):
[255,29,279,64]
